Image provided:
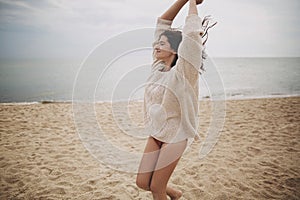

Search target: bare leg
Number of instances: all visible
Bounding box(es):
[150,140,187,200]
[136,137,183,199]
[136,137,161,190]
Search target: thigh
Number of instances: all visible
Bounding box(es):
[151,140,187,189]
[137,136,162,179]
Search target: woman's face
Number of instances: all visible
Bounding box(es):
[154,35,176,60]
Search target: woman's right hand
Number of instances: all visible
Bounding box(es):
[196,0,204,5]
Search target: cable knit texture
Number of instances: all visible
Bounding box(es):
[144,14,204,143]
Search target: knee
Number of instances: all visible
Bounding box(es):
[136,176,150,191]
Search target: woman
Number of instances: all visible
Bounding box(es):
[136,0,214,199]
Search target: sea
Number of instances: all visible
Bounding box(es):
[0,57,299,104]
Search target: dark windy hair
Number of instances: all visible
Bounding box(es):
[160,15,217,74]
[159,30,182,68]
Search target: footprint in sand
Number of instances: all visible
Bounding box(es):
[246,146,262,156]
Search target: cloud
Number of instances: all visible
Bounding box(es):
[201,0,300,56]
[0,0,299,59]
[0,0,165,59]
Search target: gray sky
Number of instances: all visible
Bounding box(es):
[0,0,299,59]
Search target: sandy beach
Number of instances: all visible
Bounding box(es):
[0,96,299,199]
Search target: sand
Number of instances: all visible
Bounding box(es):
[0,97,299,199]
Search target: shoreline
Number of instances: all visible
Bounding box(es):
[0,93,299,105]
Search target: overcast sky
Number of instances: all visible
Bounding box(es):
[0,0,299,59]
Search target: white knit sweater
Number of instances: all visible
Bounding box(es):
[144,14,204,143]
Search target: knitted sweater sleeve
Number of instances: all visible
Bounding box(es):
[151,18,173,71]
[153,17,173,49]
[175,14,204,87]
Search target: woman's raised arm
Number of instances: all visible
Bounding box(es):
[152,0,189,64]
[160,0,188,21]
[188,0,198,16]
[174,0,204,86]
